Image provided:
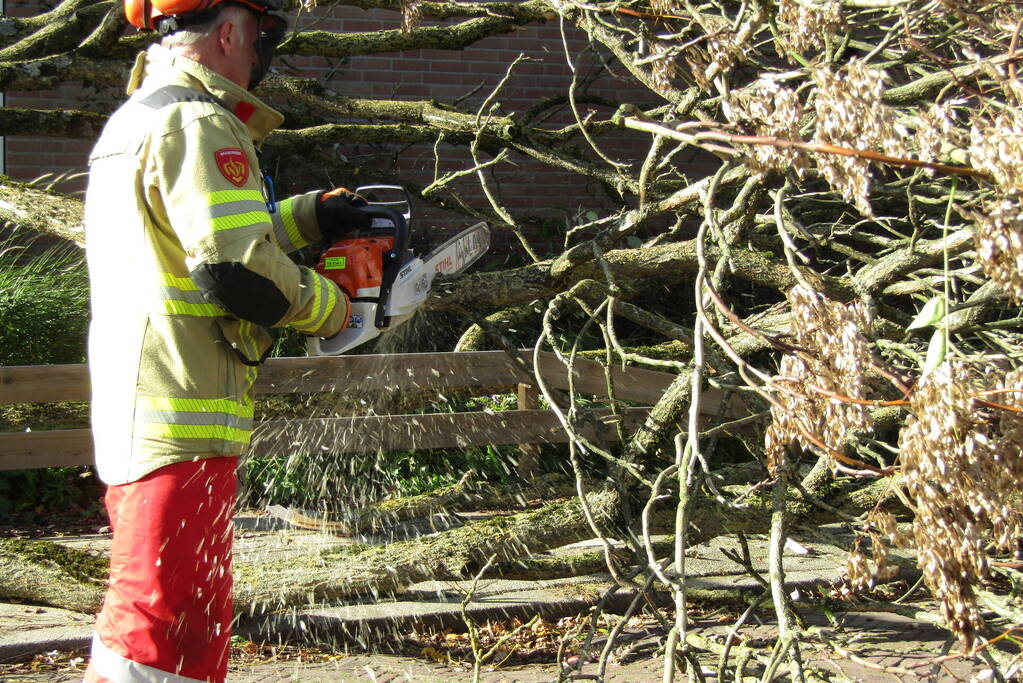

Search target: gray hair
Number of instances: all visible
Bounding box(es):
[161,5,249,48]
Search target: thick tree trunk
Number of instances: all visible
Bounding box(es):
[265,472,581,535]
[0,537,107,613]
[0,474,898,614]
[0,175,85,245]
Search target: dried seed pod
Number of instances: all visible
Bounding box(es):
[970,108,1023,192]
[971,192,1023,302]
[899,362,1023,645]
[915,103,958,171]
[679,12,743,90]
[764,286,873,472]
[400,0,421,34]
[729,79,809,176]
[846,510,905,590]
[705,23,739,80]
[778,0,842,58]
[995,369,1023,477]
[650,40,679,95]
[813,60,906,216]
[650,0,680,14]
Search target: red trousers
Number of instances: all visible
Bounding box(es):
[84,457,237,683]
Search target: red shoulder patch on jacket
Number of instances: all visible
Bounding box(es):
[215,148,249,187]
[233,101,255,123]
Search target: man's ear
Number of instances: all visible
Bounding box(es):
[216,16,240,56]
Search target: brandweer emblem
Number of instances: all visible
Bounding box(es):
[215,148,249,187]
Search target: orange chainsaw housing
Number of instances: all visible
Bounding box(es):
[315,236,395,299]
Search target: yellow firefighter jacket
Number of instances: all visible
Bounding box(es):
[85,44,346,485]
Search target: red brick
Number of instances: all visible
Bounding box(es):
[2,0,654,249]
[340,19,395,32]
[353,70,396,83]
[396,84,431,96]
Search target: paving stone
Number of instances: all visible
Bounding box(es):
[0,603,93,662]
[0,519,998,681]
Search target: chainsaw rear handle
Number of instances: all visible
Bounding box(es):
[353,204,409,329]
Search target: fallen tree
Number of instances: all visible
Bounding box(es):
[3,0,1023,678]
[0,461,891,614]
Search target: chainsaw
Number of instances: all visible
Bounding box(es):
[307,185,490,356]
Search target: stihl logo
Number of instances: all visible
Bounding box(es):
[456,231,487,266]
[215,148,249,187]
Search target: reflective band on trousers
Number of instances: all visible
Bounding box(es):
[89,633,206,683]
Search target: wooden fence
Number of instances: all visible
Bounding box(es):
[0,350,732,473]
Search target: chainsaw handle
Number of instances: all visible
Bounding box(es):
[355,205,409,329]
[355,184,412,224]
[356,205,409,251]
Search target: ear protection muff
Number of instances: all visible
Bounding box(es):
[125,0,220,30]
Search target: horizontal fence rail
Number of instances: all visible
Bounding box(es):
[0,351,676,404]
[0,351,739,471]
[0,410,655,471]
[238,408,654,458]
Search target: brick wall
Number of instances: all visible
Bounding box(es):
[2,2,689,255]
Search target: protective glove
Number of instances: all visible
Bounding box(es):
[315,187,372,242]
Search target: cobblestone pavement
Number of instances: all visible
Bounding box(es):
[1,610,992,682]
[230,656,640,682]
[12,521,998,681]
[223,619,984,682]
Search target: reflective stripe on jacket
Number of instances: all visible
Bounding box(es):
[85,45,347,485]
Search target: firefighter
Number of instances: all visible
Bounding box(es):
[83,1,365,680]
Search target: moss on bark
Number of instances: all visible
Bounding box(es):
[0,537,106,613]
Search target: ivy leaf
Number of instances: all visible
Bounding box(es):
[921,329,947,378]
[908,296,946,330]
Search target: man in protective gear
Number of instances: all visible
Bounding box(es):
[83,1,364,680]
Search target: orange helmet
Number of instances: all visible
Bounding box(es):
[125,0,284,33]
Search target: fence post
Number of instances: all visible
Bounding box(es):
[516,382,541,480]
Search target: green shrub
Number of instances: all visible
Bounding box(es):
[0,232,89,366]
[0,231,96,521]
[0,466,104,518]
[239,393,544,510]
[240,441,526,510]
